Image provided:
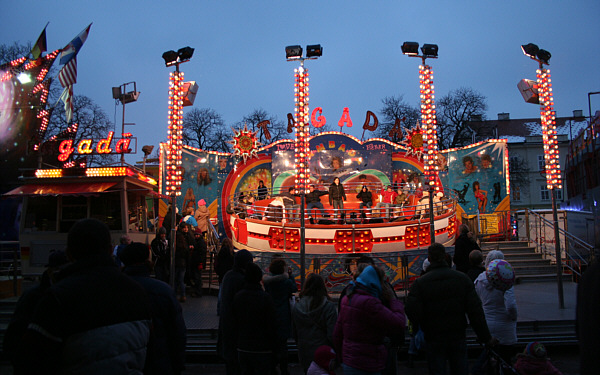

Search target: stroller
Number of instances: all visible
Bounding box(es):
[482,347,520,375]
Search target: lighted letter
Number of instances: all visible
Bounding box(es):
[388,117,405,141]
[58,140,74,162]
[77,139,93,154]
[362,110,379,132]
[337,107,353,128]
[257,120,271,140]
[96,131,114,154]
[311,107,326,128]
[115,138,132,154]
[286,113,295,133]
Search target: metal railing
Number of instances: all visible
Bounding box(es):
[522,209,594,278]
[204,220,220,293]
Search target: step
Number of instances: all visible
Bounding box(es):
[481,241,530,249]
[516,273,570,283]
[483,246,538,254]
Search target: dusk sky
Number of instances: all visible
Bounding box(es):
[2,1,599,164]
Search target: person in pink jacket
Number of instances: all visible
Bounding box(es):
[333,265,406,374]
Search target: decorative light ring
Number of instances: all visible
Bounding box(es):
[229,124,261,163]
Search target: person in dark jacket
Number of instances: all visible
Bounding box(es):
[329,177,346,221]
[215,238,235,285]
[334,265,406,374]
[292,273,338,373]
[406,243,494,375]
[577,260,600,375]
[306,184,329,218]
[263,258,298,375]
[356,185,373,209]
[13,218,152,375]
[219,249,255,375]
[233,263,278,375]
[257,180,269,200]
[189,229,207,297]
[466,250,486,282]
[121,242,187,375]
[453,224,481,274]
[151,227,170,283]
[175,222,191,302]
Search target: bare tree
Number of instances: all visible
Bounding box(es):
[235,108,289,145]
[48,94,117,166]
[509,154,531,197]
[376,95,420,142]
[436,87,487,149]
[182,108,225,150]
[208,127,233,153]
[0,42,31,64]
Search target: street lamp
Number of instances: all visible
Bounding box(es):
[164,46,194,287]
[521,42,564,308]
[402,41,440,243]
[285,43,322,287]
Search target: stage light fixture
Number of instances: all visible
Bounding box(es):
[162,50,178,66]
[401,41,419,55]
[536,49,551,65]
[177,46,194,61]
[306,44,323,57]
[421,44,438,58]
[285,45,303,59]
[521,43,539,58]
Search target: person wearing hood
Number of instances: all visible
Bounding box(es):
[292,273,338,373]
[333,265,406,374]
[263,258,298,375]
[121,242,187,375]
[194,199,210,236]
[218,249,254,375]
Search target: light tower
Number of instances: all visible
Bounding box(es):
[285,44,322,286]
[521,43,564,308]
[402,41,440,243]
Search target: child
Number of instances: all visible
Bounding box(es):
[514,341,563,375]
[307,345,337,375]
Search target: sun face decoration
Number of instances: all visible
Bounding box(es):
[399,122,425,160]
[229,123,261,163]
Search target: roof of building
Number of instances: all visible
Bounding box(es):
[468,116,589,143]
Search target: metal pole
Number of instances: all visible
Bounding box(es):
[429,187,435,243]
[551,188,565,308]
[300,192,306,287]
[169,194,177,288]
[121,85,126,166]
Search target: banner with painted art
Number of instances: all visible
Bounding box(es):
[439,140,510,215]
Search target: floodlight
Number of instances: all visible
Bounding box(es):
[177,46,194,61]
[162,50,178,66]
[401,42,419,55]
[421,44,438,58]
[521,43,539,58]
[536,49,551,65]
[285,45,303,59]
[142,145,154,156]
[306,44,323,57]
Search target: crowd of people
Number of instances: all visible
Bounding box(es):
[4,213,587,375]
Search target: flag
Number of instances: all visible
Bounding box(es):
[58,57,77,88]
[30,24,48,60]
[59,85,74,123]
[59,23,92,65]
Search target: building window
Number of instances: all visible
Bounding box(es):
[512,186,521,201]
[540,185,550,201]
[538,155,545,171]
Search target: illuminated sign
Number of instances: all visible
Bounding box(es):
[58,131,134,162]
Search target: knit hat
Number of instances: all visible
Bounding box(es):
[486,259,515,291]
[524,341,547,358]
[198,199,206,206]
[313,345,336,375]
[233,249,254,269]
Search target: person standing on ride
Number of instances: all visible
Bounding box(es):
[328,177,346,221]
[334,265,406,375]
[306,184,329,218]
[257,180,269,200]
[375,185,398,220]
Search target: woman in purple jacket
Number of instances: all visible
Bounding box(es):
[333,265,406,375]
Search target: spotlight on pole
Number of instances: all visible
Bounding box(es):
[306,44,323,58]
[401,41,419,55]
[521,43,539,59]
[177,46,195,61]
[285,45,303,60]
[536,49,551,65]
[162,50,178,66]
[421,44,439,58]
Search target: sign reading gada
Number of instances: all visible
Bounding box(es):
[58,131,136,162]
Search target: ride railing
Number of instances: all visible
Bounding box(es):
[227,184,456,224]
[522,209,594,278]
[204,220,220,293]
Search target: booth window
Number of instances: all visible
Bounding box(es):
[90,192,122,230]
[60,196,88,232]
[24,197,58,231]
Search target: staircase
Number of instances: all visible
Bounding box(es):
[480,241,568,283]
